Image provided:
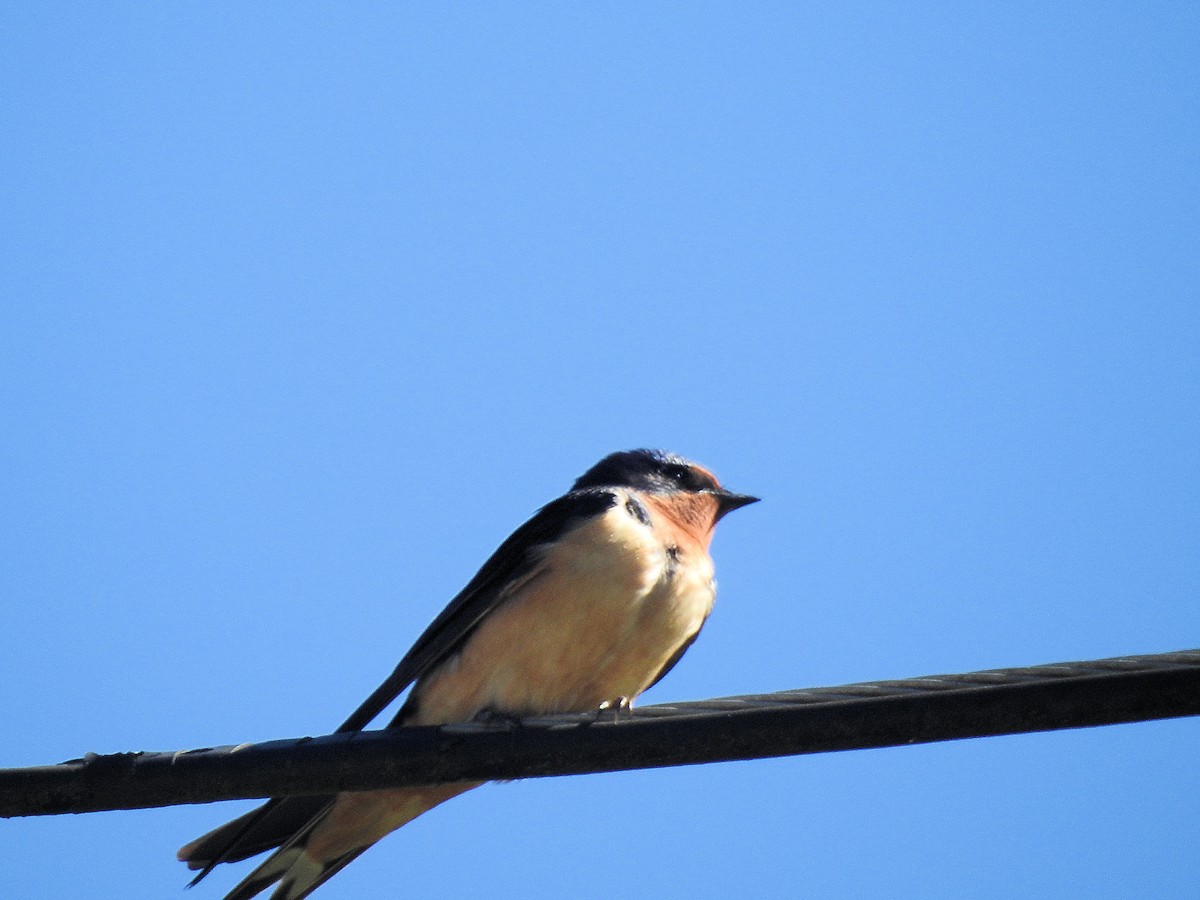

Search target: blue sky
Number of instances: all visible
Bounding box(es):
[2,4,1197,898]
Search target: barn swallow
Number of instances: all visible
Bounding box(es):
[179,449,758,899]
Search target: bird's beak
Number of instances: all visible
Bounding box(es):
[712,490,760,521]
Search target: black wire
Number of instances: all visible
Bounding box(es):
[2,649,1197,818]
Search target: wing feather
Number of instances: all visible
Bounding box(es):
[337,488,617,732]
[181,488,618,884]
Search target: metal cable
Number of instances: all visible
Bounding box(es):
[2,648,1197,817]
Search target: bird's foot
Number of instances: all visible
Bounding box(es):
[595,695,633,722]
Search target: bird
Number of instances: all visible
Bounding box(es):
[178,448,758,899]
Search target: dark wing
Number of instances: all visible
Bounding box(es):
[181,488,619,885]
[644,627,704,693]
[339,487,618,732]
[181,797,331,870]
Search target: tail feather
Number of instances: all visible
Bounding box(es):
[223,800,338,900]
[181,783,480,898]
[178,795,333,874]
[224,848,305,900]
[267,848,369,900]
[226,845,368,900]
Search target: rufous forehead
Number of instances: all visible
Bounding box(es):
[692,463,721,488]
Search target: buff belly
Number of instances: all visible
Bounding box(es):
[408,497,715,725]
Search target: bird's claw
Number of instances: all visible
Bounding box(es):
[595,696,633,722]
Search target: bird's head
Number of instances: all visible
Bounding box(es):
[572,449,759,521]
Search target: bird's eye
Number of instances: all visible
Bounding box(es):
[666,464,694,486]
